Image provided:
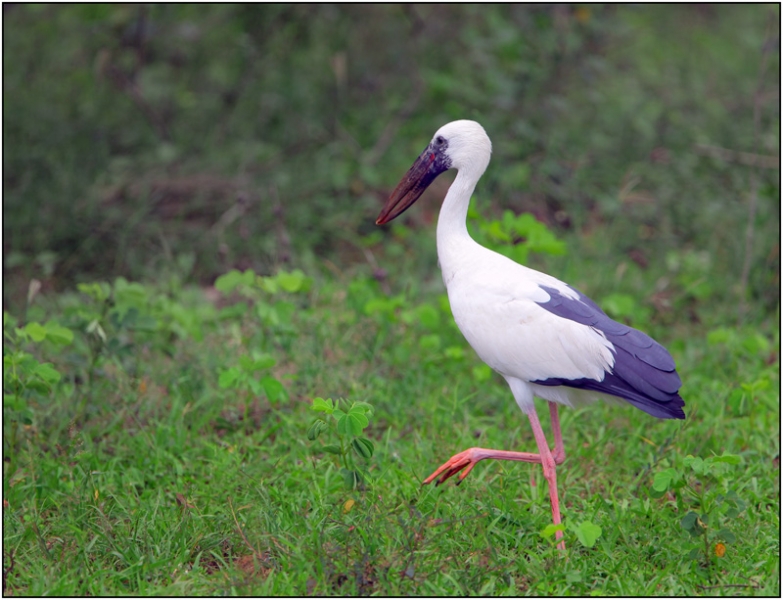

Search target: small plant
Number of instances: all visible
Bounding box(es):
[652,453,746,570]
[3,313,74,473]
[217,351,287,404]
[307,397,375,489]
[540,520,603,549]
[214,268,314,356]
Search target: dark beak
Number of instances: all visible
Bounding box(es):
[376,146,449,225]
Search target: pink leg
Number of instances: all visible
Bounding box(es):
[531,402,566,487]
[423,446,547,486]
[527,404,565,550]
[549,401,566,465]
[422,402,566,551]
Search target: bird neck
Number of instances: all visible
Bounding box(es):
[436,168,482,270]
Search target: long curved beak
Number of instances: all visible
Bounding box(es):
[376,149,442,225]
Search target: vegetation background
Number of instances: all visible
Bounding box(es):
[3,4,780,595]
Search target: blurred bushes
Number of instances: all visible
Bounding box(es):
[3,4,779,317]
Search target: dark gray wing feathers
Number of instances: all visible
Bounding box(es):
[533,285,685,420]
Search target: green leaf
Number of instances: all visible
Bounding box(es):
[218,367,241,389]
[321,444,342,455]
[43,323,74,345]
[307,420,328,441]
[709,453,742,465]
[716,528,736,544]
[539,523,566,539]
[311,397,335,414]
[352,437,374,459]
[680,511,704,536]
[653,467,679,492]
[684,455,705,475]
[261,376,286,402]
[341,468,363,488]
[275,269,311,293]
[34,363,61,385]
[574,521,602,548]
[215,269,254,293]
[336,414,355,436]
[251,353,276,370]
[23,322,47,342]
[339,410,369,436]
[351,401,374,414]
[247,378,263,396]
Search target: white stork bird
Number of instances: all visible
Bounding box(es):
[376,120,684,550]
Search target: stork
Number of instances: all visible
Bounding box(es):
[376,120,684,550]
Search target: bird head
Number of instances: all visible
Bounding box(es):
[376,120,492,225]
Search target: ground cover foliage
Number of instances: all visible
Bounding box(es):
[3,4,780,596]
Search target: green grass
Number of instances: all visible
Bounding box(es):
[3,253,779,595]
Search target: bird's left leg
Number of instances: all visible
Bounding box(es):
[549,401,565,465]
[530,402,566,488]
[526,404,565,550]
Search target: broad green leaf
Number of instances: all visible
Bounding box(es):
[43,323,74,345]
[716,528,736,544]
[311,397,334,413]
[276,269,311,293]
[261,376,286,402]
[336,414,354,436]
[34,363,61,385]
[351,402,374,417]
[23,322,47,342]
[251,353,276,370]
[653,467,679,491]
[574,521,602,548]
[321,444,342,455]
[346,409,369,430]
[684,456,705,475]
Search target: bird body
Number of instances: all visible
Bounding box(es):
[376,119,684,550]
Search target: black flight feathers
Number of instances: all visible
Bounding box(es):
[532,285,685,420]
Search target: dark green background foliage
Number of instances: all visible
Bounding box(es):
[4,4,779,315]
[3,4,780,596]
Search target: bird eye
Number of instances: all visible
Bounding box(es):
[435,136,445,146]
